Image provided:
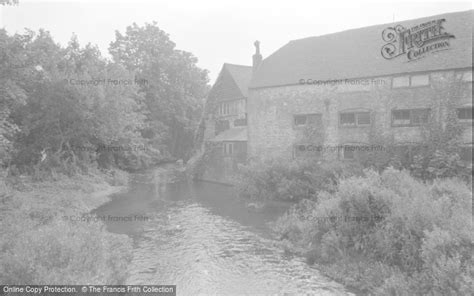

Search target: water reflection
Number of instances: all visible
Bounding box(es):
[94,167,352,295]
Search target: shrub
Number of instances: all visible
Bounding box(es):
[236,158,363,202]
[273,168,473,295]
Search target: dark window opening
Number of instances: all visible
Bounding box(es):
[459,147,472,163]
[392,109,430,127]
[357,112,371,125]
[294,115,307,126]
[411,109,430,125]
[223,142,233,155]
[234,113,248,127]
[294,114,322,127]
[340,112,371,127]
[215,120,230,135]
[457,107,473,121]
[340,113,356,126]
[343,146,355,159]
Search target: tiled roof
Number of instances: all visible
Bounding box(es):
[208,64,252,103]
[250,10,473,89]
[208,127,247,142]
[224,64,253,97]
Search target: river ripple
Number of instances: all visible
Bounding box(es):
[95,167,353,296]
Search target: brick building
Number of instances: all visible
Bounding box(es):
[247,10,472,164]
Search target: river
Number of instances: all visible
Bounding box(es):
[94,166,353,295]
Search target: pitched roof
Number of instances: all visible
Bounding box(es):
[224,63,253,97]
[250,10,473,89]
[208,127,247,142]
[207,64,252,103]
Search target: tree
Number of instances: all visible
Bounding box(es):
[0,28,32,166]
[109,22,209,160]
[0,0,19,6]
[8,31,146,171]
[411,74,471,180]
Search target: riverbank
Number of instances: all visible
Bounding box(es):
[271,169,472,295]
[275,239,382,296]
[0,169,133,284]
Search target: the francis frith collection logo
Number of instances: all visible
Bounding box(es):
[381,18,455,61]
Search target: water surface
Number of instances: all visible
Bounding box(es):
[95,166,352,295]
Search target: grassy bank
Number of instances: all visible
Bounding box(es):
[0,168,133,284]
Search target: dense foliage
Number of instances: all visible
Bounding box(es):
[0,18,207,284]
[273,169,473,295]
[109,22,209,161]
[0,0,19,6]
[363,75,472,180]
[236,158,363,202]
[1,24,208,174]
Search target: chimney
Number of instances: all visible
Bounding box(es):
[252,40,262,73]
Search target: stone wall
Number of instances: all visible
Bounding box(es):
[247,70,473,161]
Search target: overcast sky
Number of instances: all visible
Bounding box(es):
[1,0,472,83]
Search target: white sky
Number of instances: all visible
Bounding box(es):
[1,0,472,83]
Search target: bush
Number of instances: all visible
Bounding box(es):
[236,158,363,202]
[411,149,472,181]
[273,168,473,295]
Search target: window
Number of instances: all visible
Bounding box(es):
[294,114,307,126]
[392,109,430,126]
[459,147,472,163]
[215,120,230,134]
[342,146,355,160]
[411,109,430,125]
[392,74,430,88]
[223,142,233,155]
[392,110,410,126]
[234,116,247,127]
[340,113,356,126]
[218,102,230,116]
[457,107,473,121]
[411,74,430,86]
[357,112,371,125]
[294,114,322,127]
[392,76,410,88]
[339,112,371,127]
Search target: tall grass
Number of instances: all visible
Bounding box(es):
[0,168,132,284]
